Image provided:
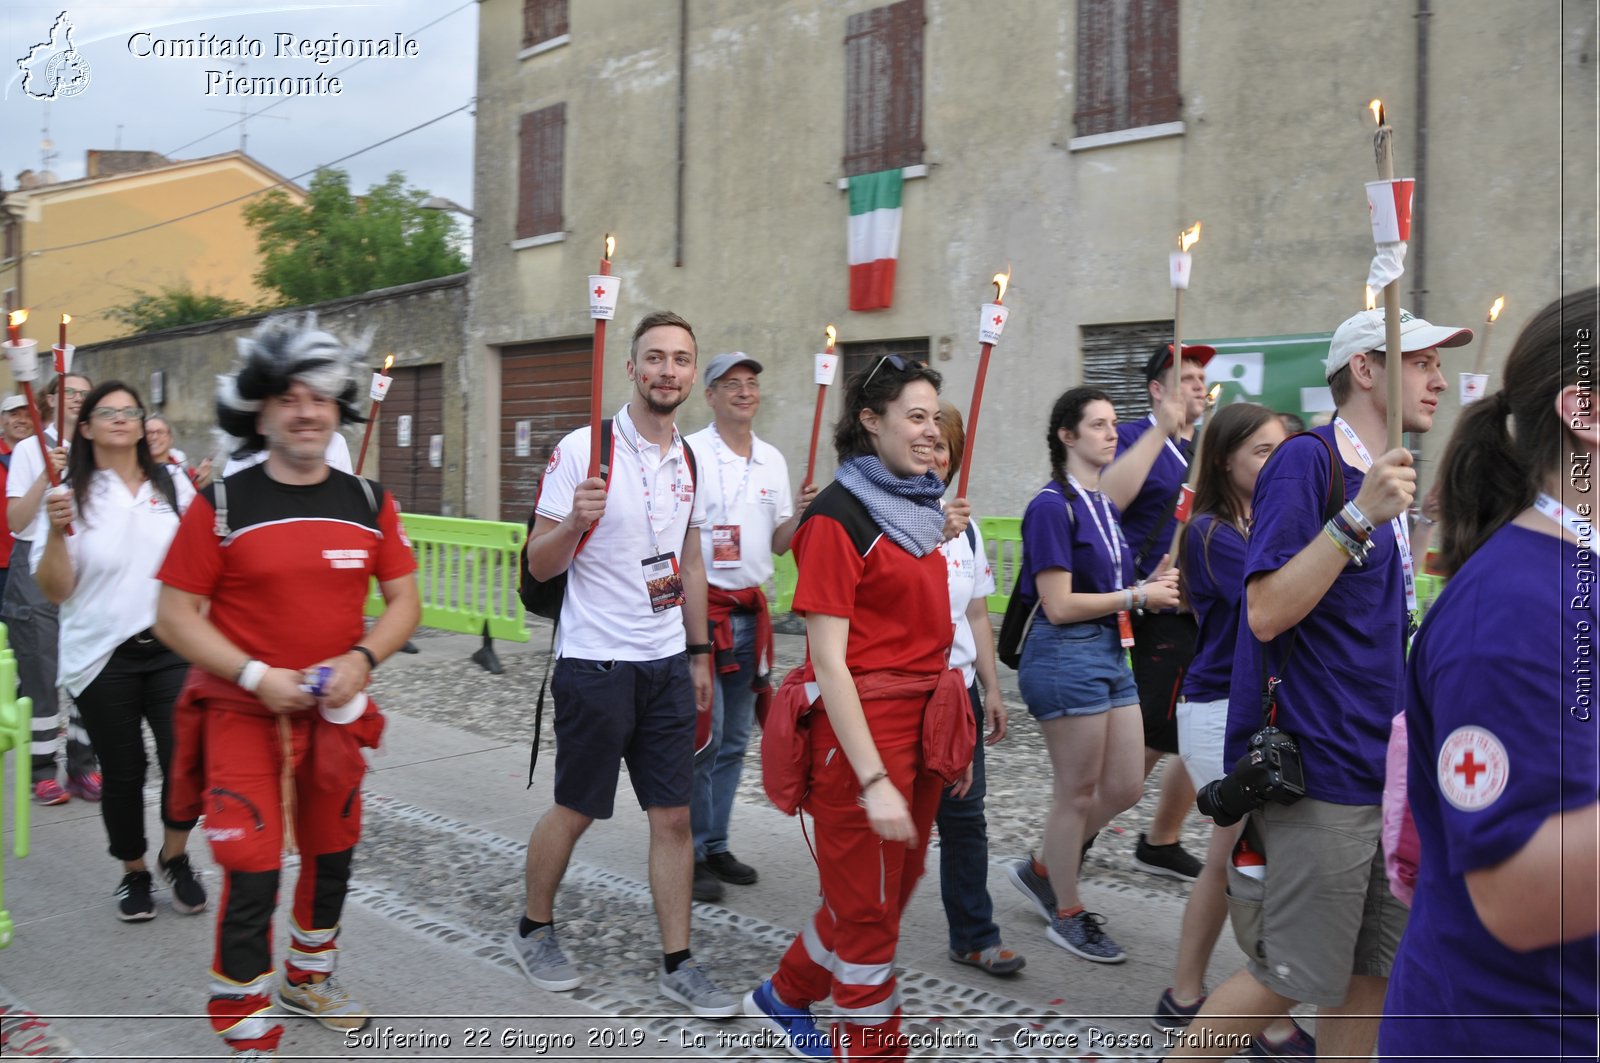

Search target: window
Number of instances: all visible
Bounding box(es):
[2,220,16,261]
[1074,0,1179,138]
[838,337,931,396]
[844,0,924,177]
[1080,320,1173,421]
[522,0,569,51]
[516,103,566,242]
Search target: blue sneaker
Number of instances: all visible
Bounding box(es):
[1244,1021,1315,1059]
[743,979,830,1060]
[1046,910,1125,964]
[1151,987,1205,1031]
[1006,855,1057,923]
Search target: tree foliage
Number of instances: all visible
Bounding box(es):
[243,168,468,306]
[109,284,252,334]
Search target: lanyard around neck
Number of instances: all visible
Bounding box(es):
[617,415,685,555]
[709,425,753,517]
[1068,474,1129,588]
[1333,417,1417,613]
[1147,413,1188,469]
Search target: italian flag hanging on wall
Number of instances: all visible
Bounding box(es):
[847,168,903,311]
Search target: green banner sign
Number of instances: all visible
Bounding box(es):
[1195,332,1336,419]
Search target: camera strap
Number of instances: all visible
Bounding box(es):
[1258,430,1347,728]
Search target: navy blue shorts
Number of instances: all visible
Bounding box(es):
[1017,621,1139,720]
[551,654,696,819]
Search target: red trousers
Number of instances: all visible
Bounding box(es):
[772,738,943,1060]
[172,702,382,1053]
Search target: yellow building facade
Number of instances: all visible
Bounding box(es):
[0,150,302,353]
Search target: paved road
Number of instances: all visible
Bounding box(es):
[0,625,1270,1062]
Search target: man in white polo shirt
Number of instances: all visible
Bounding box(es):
[684,353,816,903]
[511,310,739,1021]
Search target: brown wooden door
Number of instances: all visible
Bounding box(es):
[378,364,444,515]
[500,339,591,522]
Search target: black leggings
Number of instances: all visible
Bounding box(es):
[72,633,197,862]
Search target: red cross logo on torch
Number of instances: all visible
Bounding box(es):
[593,284,607,299]
[992,314,1003,326]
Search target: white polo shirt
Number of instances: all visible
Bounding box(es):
[31,467,195,695]
[684,424,795,591]
[536,405,707,661]
[5,429,62,544]
[222,432,353,477]
[940,519,996,687]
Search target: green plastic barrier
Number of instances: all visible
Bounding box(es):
[366,514,530,644]
[772,552,799,615]
[979,516,1023,613]
[0,624,33,948]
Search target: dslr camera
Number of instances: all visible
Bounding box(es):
[1196,726,1307,827]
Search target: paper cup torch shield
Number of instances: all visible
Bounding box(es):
[814,353,839,386]
[369,373,395,401]
[979,303,1009,346]
[4,339,39,383]
[588,276,621,321]
[1169,251,1193,290]
[1366,179,1415,244]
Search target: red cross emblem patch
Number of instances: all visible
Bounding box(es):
[1436,726,1509,812]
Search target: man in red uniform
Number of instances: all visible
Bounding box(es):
[155,314,420,1060]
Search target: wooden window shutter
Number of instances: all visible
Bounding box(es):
[516,103,565,240]
[1127,0,1179,127]
[1080,320,1175,421]
[522,0,569,50]
[843,0,924,178]
[1074,0,1117,137]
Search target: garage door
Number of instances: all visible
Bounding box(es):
[500,339,592,522]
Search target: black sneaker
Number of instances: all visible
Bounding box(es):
[1151,987,1206,1031]
[116,870,156,922]
[704,851,758,886]
[692,861,724,903]
[1133,833,1203,881]
[159,852,208,914]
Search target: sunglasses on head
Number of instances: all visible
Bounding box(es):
[862,354,928,390]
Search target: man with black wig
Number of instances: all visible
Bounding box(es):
[155,313,420,1060]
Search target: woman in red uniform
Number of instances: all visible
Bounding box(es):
[745,355,968,1060]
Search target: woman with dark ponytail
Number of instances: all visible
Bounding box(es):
[1379,288,1600,1062]
[1004,387,1180,964]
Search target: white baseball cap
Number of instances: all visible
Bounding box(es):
[0,394,26,413]
[1324,308,1473,381]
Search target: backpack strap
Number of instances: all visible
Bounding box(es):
[212,477,230,537]
[964,521,977,552]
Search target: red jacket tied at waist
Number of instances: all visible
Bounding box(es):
[708,585,775,725]
[761,665,974,815]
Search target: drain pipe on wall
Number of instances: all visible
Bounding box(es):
[675,0,688,267]
[1412,0,1431,316]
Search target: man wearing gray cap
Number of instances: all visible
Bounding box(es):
[1170,305,1470,1061]
[684,353,817,903]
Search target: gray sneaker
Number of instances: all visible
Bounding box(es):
[1046,910,1126,964]
[658,958,739,1019]
[509,925,582,991]
[1006,855,1057,923]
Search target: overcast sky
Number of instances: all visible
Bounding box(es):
[1,1,477,207]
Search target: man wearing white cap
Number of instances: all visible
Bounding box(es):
[1169,306,1470,1062]
[684,353,815,903]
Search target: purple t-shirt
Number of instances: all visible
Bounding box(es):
[1225,426,1408,804]
[1019,481,1133,629]
[1115,417,1192,579]
[1380,525,1599,1061]
[1180,514,1247,702]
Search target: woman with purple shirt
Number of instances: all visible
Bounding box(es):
[1379,288,1600,1061]
[1148,402,1311,1055]
[1005,387,1180,963]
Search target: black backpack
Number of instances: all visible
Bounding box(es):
[517,421,700,620]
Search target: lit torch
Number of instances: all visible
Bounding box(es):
[355,353,395,476]
[1365,286,1377,311]
[54,314,73,443]
[587,234,619,478]
[1472,296,1505,375]
[955,270,1011,499]
[1166,383,1224,558]
[4,310,70,533]
[802,324,838,490]
[1168,222,1202,393]
[1368,98,1406,449]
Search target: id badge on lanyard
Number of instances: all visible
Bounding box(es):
[1070,475,1135,648]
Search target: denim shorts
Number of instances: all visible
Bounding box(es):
[1017,620,1139,720]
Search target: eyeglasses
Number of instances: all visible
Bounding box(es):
[862,354,928,390]
[90,406,144,422]
[716,379,760,394]
[62,387,89,400]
